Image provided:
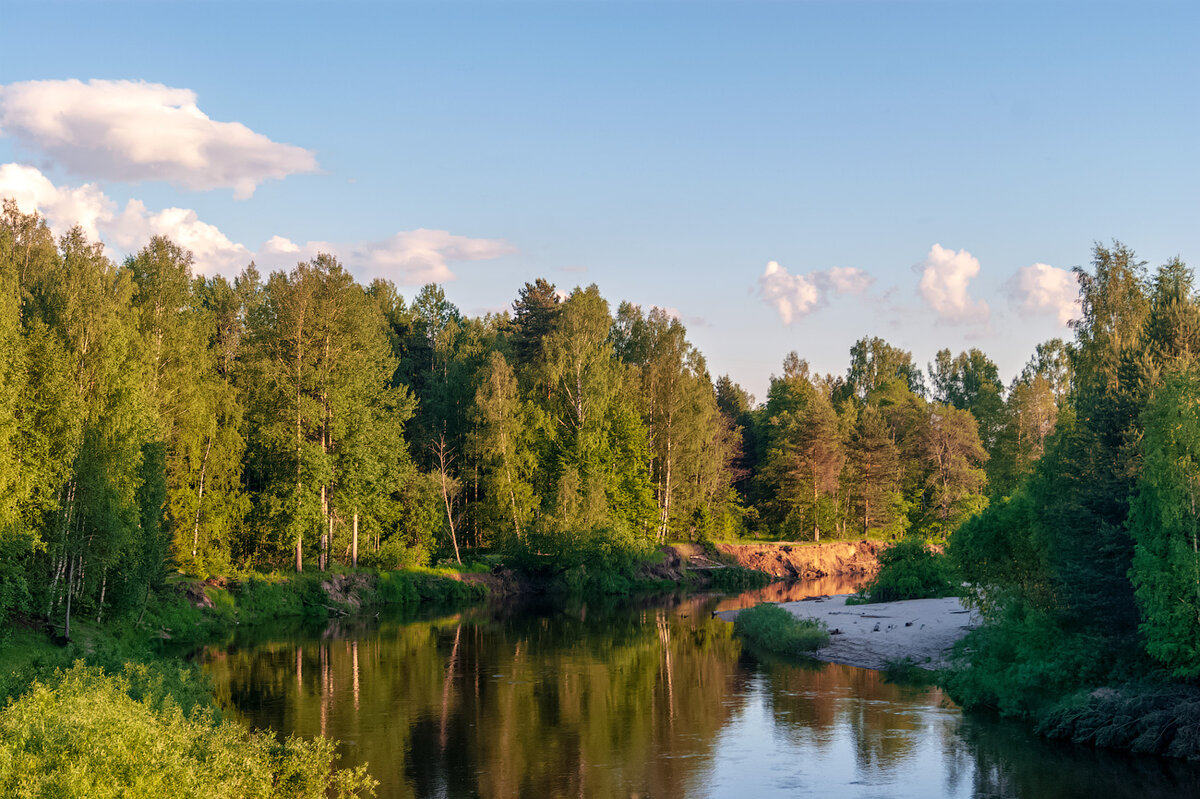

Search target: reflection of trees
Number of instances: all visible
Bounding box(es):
[956,716,1200,799]
[758,659,959,778]
[204,598,748,799]
[204,598,1200,799]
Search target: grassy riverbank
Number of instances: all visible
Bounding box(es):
[0,567,489,797]
[0,544,779,797]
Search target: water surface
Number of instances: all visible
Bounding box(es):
[203,586,1200,798]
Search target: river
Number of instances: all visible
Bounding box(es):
[203,582,1200,798]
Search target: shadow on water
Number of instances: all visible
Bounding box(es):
[955,715,1200,799]
[202,586,1200,799]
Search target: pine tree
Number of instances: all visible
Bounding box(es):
[846,404,902,537]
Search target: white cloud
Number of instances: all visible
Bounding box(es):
[1006,262,1080,325]
[0,164,514,281]
[260,235,302,255]
[0,162,112,240]
[758,260,874,324]
[826,266,874,294]
[255,229,516,284]
[0,79,318,198]
[914,243,990,323]
[760,260,820,324]
[108,200,251,276]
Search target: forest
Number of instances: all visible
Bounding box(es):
[6,198,1200,757]
[0,199,1064,634]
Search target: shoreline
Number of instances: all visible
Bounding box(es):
[717,593,975,671]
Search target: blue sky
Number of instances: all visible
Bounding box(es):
[1,1,1196,399]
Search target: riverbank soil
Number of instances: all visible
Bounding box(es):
[717,594,975,670]
[716,540,883,581]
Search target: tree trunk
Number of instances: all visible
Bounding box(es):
[434,436,462,565]
[63,556,73,641]
[352,510,359,568]
[501,439,522,540]
[320,484,328,572]
[813,480,820,542]
[659,414,673,542]
[295,304,305,573]
[96,569,107,624]
[192,433,212,560]
[325,511,333,571]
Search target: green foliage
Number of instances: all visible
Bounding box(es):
[942,243,1188,740]
[1034,684,1200,758]
[857,539,958,603]
[950,491,1049,613]
[1129,368,1200,678]
[733,603,830,656]
[514,522,656,595]
[941,599,1116,718]
[382,570,487,606]
[0,663,375,798]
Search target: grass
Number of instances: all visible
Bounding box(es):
[733,603,830,657]
[0,563,493,797]
[0,663,375,798]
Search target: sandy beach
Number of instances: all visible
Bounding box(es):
[716,594,976,671]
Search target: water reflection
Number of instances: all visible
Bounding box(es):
[710,574,864,612]
[203,591,1200,799]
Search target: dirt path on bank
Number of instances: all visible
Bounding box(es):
[716,594,976,671]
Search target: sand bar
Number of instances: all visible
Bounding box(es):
[716,594,976,671]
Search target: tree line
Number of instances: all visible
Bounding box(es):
[947,243,1200,717]
[0,198,1082,636]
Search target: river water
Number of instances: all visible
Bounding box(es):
[203,582,1200,798]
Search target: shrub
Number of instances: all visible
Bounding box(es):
[857,538,958,603]
[733,603,829,656]
[510,522,656,595]
[1033,683,1200,758]
[940,598,1114,718]
[0,663,375,798]
[358,539,428,571]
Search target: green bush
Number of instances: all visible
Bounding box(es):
[358,539,428,571]
[857,538,958,603]
[940,598,1114,717]
[511,522,656,596]
[232,575,308,620]
[733,603,829,656]
[1033,683,1200,757]
[0,663,376,799]
[408,571,488,604]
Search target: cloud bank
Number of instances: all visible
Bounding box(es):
[915,243,990,324]
[259,229,516,284]
[758,260,874,324]
[0,79,318,198]
[1006,262,1080,325]
[0,164,513,281]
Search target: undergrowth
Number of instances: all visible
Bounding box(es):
[733,603,829,657]
[0,663,375,798]
[854,539,958,603]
